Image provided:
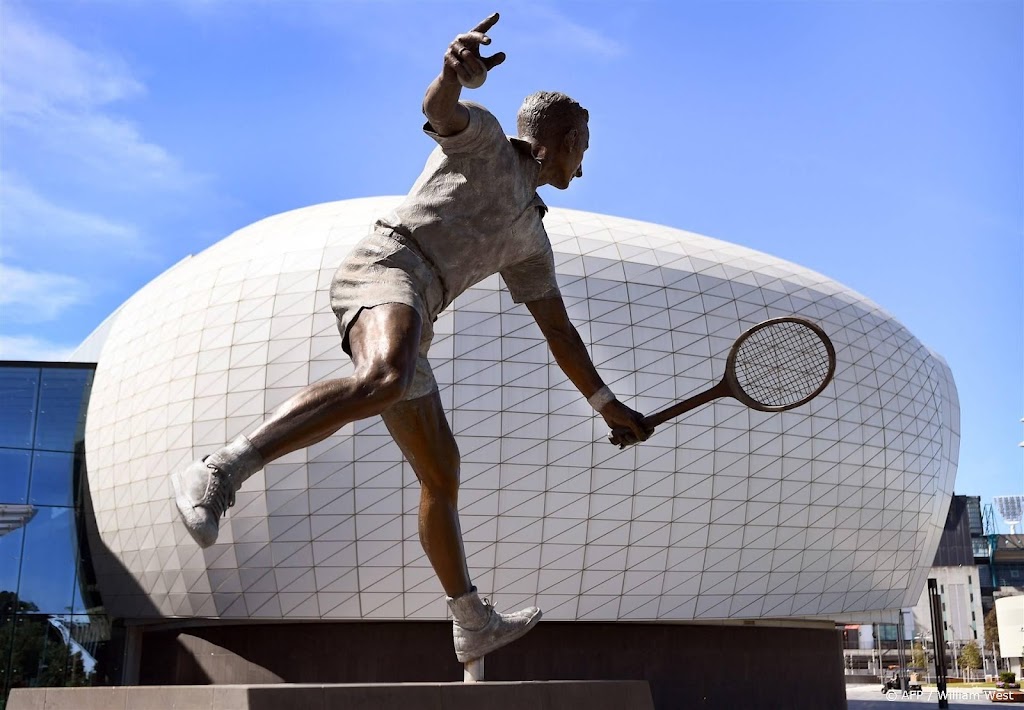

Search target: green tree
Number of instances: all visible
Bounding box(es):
[984,607,1000,657]
[0,591,38,615]
[911,642,927,669]
[958,640,983,681]
[0,590,95,706]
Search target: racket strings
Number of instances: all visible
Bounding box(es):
[733,321,832,408]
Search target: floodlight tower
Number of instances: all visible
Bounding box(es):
[993,496,1024,535]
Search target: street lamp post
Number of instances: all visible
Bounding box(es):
[898,611,909,692]
[928,578,950,709]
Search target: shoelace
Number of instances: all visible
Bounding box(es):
[200,459,236,518]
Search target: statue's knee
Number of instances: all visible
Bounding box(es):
[360,363,412,409]
[420,459,460,501]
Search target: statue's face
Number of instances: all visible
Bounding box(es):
[550,124,589,190]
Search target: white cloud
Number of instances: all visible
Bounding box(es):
[526,6,627,59]
[0,175,145,255]
[0,10,197,189]
[0,263,89,323]
[0,335,78,362]
[10,107,194,189]
[0,12,143,109]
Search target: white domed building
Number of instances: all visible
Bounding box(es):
[78,197,958,707]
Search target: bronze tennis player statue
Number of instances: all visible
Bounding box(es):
[173,13,653,663]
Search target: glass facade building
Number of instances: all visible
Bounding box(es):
[0,363,111,707]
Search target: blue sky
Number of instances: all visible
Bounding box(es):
[1,1,1020,519]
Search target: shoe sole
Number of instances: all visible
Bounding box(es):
[170,468,217,549]
[455,609,542,663]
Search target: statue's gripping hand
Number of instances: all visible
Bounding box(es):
[443,13,507,89]
[600,401,654,449]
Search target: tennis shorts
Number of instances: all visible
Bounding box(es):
[329,225,445,401]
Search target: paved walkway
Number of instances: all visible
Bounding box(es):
[847,683,1005,708]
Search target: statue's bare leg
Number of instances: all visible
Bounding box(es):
[381,388,541,663]
[247,303,423,461]
[172,299,542,658]
[173,303,422,547]
[380,389,472,597]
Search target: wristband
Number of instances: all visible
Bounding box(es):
[587,386,615,412]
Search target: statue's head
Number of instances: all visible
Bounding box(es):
[517,91,589,190]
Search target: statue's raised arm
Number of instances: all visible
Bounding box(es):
[422,12,506,137]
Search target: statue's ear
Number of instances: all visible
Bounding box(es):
[564,128,579,150]
[533,144,548,161]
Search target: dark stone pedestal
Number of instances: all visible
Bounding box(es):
[135,620,845,709]
[7,680,654,710]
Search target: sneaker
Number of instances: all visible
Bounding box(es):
[171,436,263,548]
[171,456,238,548]
[447,588,542,662]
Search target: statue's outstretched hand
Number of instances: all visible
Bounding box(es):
[602,401,654,449]
[443,12,507,88]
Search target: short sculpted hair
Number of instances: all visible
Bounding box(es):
[516,91,589,141]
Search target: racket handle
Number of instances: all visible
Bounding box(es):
[645,381,730,428]
[608,414,659,448]
[608,426,635,448]
[606,380,731,448]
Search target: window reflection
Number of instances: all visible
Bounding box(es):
[6,613,93,689]
[0,614,12,694]
[17,507,77,616]
[35,370,91,452]
[57,612,108,675]
[0,369,38,450]
[0,527,25,593]
[0,449,31,506]
[29,452,75,508]
[0,363,109,702]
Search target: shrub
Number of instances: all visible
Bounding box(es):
[1000,672,1017,684]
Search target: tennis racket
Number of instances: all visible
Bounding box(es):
[609,316,837,447]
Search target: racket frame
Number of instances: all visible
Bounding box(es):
[724,316,837,413]
[609,316,837,445]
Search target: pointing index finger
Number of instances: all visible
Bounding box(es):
[472,12,499,34]
[456,32,490,47]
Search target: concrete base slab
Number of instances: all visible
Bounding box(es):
[8,680,654,710]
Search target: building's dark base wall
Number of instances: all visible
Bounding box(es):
[140,621,845,710]
[9,681,655,710]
